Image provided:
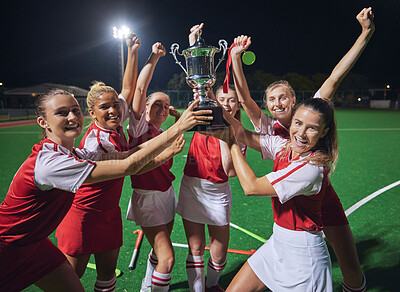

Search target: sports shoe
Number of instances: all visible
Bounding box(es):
[205,284,225,292]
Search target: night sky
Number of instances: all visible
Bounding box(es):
[1,0,399,92]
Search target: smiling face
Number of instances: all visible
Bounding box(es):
[89,92,121,130]
[290,106,329,157]
[217,88,240,117]
[146,92,170,128]
[266,85,296,127]
[37,94,83,150]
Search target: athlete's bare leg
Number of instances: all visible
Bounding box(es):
[64,253,91,278]
[208,224,229,264]
[94,248,120,280]
[142,220,175,274]
[324,224,364,287]
[34,260,84,292]
[226,261,266,292]
[182,218,206,256]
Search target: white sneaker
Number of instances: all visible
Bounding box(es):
[140,278,151,292]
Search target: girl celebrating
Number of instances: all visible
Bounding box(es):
[175,25,247,292]
[125,42,182,292]
[56,32,140,292]
[230,7,374,291]
[221,97,338,291]
[0,89,211,291]
[177,85,245,292]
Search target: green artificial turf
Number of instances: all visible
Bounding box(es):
[0,109,399,291]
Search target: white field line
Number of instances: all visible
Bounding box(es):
[345,180,400,217]
[0,132,40,134]
[338,128,400,131]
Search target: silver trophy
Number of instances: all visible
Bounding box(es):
[170,30,228,131]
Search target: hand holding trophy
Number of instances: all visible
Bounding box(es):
[170,24,228,131]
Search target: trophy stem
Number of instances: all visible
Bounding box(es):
[196,84,216,107]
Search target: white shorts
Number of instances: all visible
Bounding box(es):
[126,185,176,227]
[176,175,232,226]
[248,223,332,292]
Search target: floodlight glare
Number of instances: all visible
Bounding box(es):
[113,26,131,39]
[112,25,132,89]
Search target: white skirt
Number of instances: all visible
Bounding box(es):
[176,175,232,226]
[248,223,332,292]
[126,185,176,227]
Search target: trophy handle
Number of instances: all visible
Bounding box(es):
[214,39,228,72]
[170,43,188,75]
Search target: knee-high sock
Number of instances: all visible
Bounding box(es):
[342,273,366,292]
[151,270,171,292]
[94,273,116,292]
[142,249,158,289]
[186,254,205,292]
[206,258,226,288]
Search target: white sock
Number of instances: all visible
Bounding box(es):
[94,273,116,292]
[206,258,226,288]
[186,254,205,292]
[142,249,158,289]
[342,273,366,292]
[151,270,171,292]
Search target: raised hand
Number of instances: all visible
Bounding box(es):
[189,23,204,46]
[357,7,375,33]
[231,35,252,57]
[152,42,166,58]
[169,106,181,119]
[126,32,141,53]
[168,134,186,155]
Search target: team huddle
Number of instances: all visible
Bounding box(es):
[0,7,374,292]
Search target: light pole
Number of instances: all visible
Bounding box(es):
[383,84,390,100]
[113,26,131,89]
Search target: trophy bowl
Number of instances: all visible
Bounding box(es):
[171,30,228,131]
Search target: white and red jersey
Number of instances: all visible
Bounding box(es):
[184,132,247,184]
[72,94,129,211]
[0,139,97,246]
[127,112,175,191]
[73,123,128,211]
[254,113,290,138]
[255,94,348,226]
[260,134,327,232]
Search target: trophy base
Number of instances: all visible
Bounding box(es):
[189,105,228,132]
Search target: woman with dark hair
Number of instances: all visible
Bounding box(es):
[229,8,374,291]
[216,98,338,291]
[0,89,211,291]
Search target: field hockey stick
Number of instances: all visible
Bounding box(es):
[172,242,256,256]
[229,222,267,243]
[129,229,144,270]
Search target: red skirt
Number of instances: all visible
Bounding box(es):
[56,205,123,256]
[0,238,66,291]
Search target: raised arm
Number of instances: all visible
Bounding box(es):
[85,99,212,183]
[230,142,276,197]
[318,7,375,100]
[120,32,141,106]
[231,35,263,129]
[131,42,166,120]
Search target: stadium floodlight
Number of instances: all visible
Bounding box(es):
[113,26,131,89]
